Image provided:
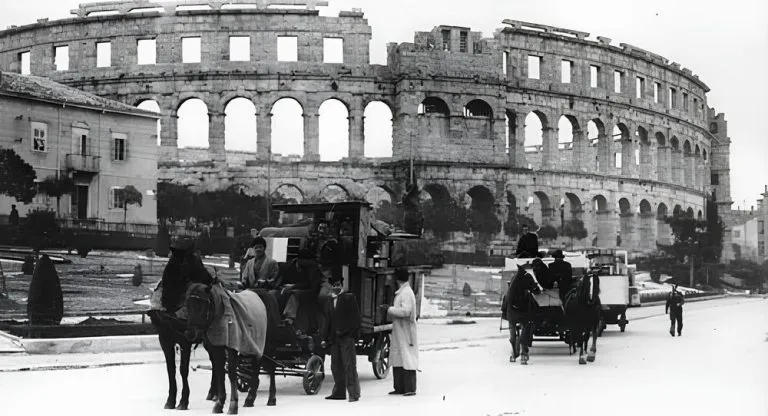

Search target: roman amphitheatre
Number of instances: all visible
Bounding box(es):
[0,0,733,252]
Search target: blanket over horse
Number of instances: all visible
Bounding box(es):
[207,284,268,358]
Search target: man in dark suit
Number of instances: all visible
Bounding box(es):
[548,250,574,303]
[665,284,685,337]
[515,224,540,258]
[321,275,361,402]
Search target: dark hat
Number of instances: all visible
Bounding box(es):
[552,249,565,258]
[297,248,314,259]
[329,273,344,284]
[394,267,410,282]
[170,237,195,250]
[251,237,267,248]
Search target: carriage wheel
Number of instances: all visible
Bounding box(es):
[236,357,252,393]
[302,355,325,395]
[372,333,391,379]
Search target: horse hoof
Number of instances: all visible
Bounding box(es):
[212,404,224,414]
[267,398,276,407]
[243,400,254,408]
[509,355,516,363]
[176,403,189,411]
[227,408,238,415]
[587,355,595,362]
[206,392,217,401]
[164,401,175,410]
[579,358,586,365]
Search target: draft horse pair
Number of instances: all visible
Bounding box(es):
[504,265,601,365]
[148,245,277,414]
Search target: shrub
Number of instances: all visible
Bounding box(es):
[22,209,59,250]
[76,246,91,258]
[27,254,64,325]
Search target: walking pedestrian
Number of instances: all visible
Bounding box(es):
[381,267,419,396]
[321,274,361,402]
[665,284,685,336]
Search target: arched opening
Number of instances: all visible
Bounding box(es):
[420,183,460,240]
[271,184,305,225]
[271,98,304,158]
[683,140,692,155]
[466,185,499,239]
[697,210,703,220]
[318,98,349,161]
[656,132,666,147]
[686,207,694,218]
[524,111,547,169]
[558,115,577,149]
[593,194,608,212]
[618,197,632,247]
[505,190,519,237]
[365,186,393,208]
[670,136,680,151]
[639,199,652,214]
[636,126,650,178]
[319,184,350,203]
[505,110,516,155]
[702,148,707,161]
[177,98,209,149]
[136,99,161,146]
[224,97,257,152]
[464,99,493,118]
[564,192,583,221]
[363,101,393,158]
[614,123,631,172]
[657,202,671,245]
[588,119,604,171]
[417,97,449,116]
[673,204,682,217]
[530,190,552,227]
[619,198,631,215]
[592,194,612,247]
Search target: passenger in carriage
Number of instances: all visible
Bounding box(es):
[548,250,574,303]
[531,258,556,290]
[278,249,323,328]
[241,237,280,290]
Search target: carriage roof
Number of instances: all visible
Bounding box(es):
[503,253,590,272]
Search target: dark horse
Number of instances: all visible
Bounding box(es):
[185,281,277,414]
[147,244,216,410]
[502,265,544,365]
[563,270,601,365]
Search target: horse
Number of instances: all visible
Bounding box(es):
[502,265,544,365]
[563,270,601,365]
[147,244,217,410]
[185,281,277,414]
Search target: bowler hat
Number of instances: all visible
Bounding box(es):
[552,249,565,258]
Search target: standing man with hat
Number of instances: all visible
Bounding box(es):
[321,273,361,402]
[515,224,540,258]
[548,250,574,303]
[381,267,419,396]
[666,284,685,336]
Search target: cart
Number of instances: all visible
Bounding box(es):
[582,249,631,334]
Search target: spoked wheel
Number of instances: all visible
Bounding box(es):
[302,355,325,395]
[235,356,252,393]
[372,333,391,379]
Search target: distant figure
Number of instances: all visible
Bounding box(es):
[381,267,419,396]
[515,224,539,258]
[665,284,685,337]
[8,204,19,225]
[548,250,574,303]
[321,274,361,402]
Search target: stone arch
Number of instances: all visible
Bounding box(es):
[639,199,652,214]
[271,97,304,158]
[271,183,305,225]
[695,144,701,156]
[177,97,209,149]
[636,126,651,178]
[702,148,707,161]
[558,115,579,148]
[319,184,351,203]
[686,207,694,218]
[417,97,449,116]
[673,204,682,217]
[592,194,612,247]
[697,210,703,220]
[524,111,549,169]
[224,97,257,152]
[670,136,680,151]
[657,203,668,218]
[136,99,162,146]
[505,109,516,155]
[564,192,583,220]
[466,185,498,236]
[655,132,666,147]
[636,199,654,250]
[587,118,605,171]
[613,123,630,142]
[683,140,692,154]
[618,198,631,214]
[318,98,349,161]
[656,202,671,245]
[618,197,632,247]
[363,101,393,158]
[529,190,552,226]
[364,185,393,208]
[592,194,608,212]
[422,183,452,203]
[463,99,493,118]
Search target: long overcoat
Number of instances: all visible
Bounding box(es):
[387,283,419,370]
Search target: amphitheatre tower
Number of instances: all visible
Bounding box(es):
[0,0,734,253]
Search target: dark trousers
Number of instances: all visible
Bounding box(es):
[330,336,359,399]
[669,308,683,335]
[392,367,417,394]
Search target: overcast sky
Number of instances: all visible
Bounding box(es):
[2,0,766,208]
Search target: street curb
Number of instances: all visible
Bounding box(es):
[19,334,159,355]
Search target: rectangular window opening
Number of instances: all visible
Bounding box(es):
[502,51,508,75]
[441,29,451,51]
[323,37,343,64]
[683,92,689,111]
[527,55,541,80]
[113,133,127,161]
[635,148,640,165]
[137,38,157,65]
[711,173,719,185]
[277,36,298,62]
[182,37,201,63]
[96,41,111,67]
[590,65,599,88]
[459,31,468,53]
[669,87,677,108]
[561,60,572,83]
[654,82,661,103]
[614,152,622,168]
[54,46,69,71]
[110,187,125,210]
[614,70,622,93]
[31,121,47,152]
[229,36,250,62]
[636,76,645,98]
[19,51,31,74]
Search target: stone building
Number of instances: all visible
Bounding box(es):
[0,1,735,253]
[0,71,159,224]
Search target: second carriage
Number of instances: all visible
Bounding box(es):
[234,201,429,394]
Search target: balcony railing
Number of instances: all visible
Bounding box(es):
[65,153,100,173]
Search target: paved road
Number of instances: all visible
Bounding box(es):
[0,296,765,416]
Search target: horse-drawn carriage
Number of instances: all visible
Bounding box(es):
[581,248,632,334]
[234,201,429,395]
[501,253,589,344]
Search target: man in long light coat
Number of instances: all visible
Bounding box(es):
[382,267,419,396]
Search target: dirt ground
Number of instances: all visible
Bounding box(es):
[0,249,504,320]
